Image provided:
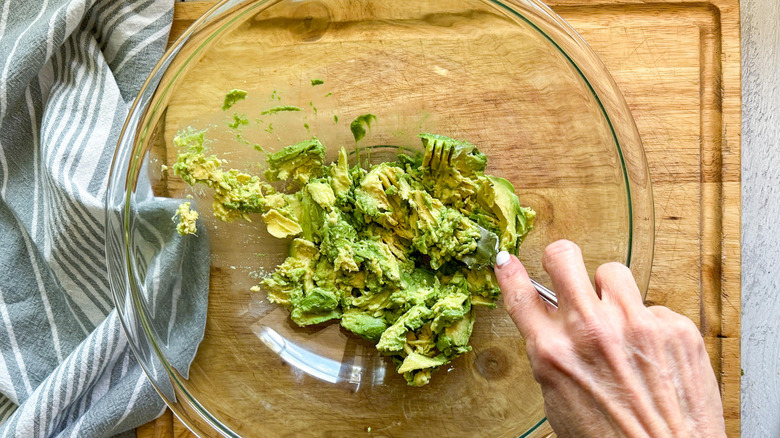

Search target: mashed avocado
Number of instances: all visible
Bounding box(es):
[222,89,247,111]
[350,114,377,142]
[172,129,535,386]
[173,202,199,235]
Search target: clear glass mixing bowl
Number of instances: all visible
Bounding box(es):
[106,0,654,436]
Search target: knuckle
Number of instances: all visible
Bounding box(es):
[527,336,566,371]
[595,262,631,283]
[649,306,704,347]
[532,366,557,387]
[647,305,675,319]
[504,288,533,319]
[573,317,620,349]
[527,338,553,366]
[594,263,641,303]
[503,289,541,339]
[504,290,525,316]
[625,315,660,345]
[524,334,539,353]
[528,346,566,386]
[542,239,581,267]
[673,316,703,346]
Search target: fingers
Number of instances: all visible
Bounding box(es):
[647,306,703,345]
[542,240,598,314]
[495,251,550,339]
[594,262,644,314]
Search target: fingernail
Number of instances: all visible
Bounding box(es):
[495,251,510,267]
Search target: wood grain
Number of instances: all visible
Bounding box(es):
[140,0,741,436]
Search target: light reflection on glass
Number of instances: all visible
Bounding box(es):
[256,325,365,385]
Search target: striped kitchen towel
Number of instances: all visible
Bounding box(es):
[0,0,209,437]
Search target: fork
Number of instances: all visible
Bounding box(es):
[463,225,558,307]
[422,137,557,307]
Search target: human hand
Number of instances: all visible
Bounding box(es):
[494,240,725,438]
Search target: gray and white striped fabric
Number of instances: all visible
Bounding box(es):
[0,0,192,436]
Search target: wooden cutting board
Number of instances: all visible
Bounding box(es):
[138,0,741,436]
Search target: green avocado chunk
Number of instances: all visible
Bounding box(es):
[377,305,434,352]
[341,309,388,342]
[397,352,448,374]
[436,308,475,356]
[350,114,377,142]
[478,175,536,253]
[222,89,247,111]
[172,202,198,235]
[172,126,536,387]
[290,287,341,326]
[265,138,325,185]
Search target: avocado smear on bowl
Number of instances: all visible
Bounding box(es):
[172,131,535,386]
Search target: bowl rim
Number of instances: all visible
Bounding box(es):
[105,0,655,436]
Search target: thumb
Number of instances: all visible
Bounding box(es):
[494,251,550,339]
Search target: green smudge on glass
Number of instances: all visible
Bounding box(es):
[350,114,377,142]
[222,89,247,111]
[228,113,249,129]
[261,106,302,115]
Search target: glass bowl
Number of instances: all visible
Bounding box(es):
[106,0,654,436]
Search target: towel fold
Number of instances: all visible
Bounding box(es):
[0,1,209,436]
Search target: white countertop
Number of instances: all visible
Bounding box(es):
[740,0,780,436]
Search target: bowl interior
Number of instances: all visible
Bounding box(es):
[110,0,653,436]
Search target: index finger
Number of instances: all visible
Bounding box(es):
[494,251,551,339]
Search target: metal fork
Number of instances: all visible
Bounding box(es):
[529,278,558,307]
[423,139,558,307]
[462,225,558,307]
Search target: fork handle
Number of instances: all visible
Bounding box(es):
[529,278,558,307]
